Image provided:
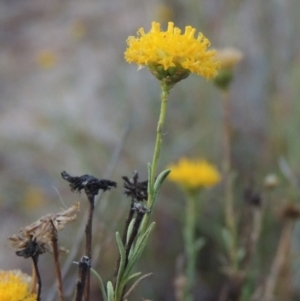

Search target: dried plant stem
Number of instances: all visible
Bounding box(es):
[50,221,64,301]
[31,254,41,301]
[75,256,90,301]
[183,193,197,301]
[263,220,294,301]
[222,90,236,267]
[84,194,95,301]
[242,207,263,271]
[31,262,37,294]
[142,82,170,233]
[122,203,135,245]
[125,212,144,267]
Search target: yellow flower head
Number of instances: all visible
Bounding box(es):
[125,22,220,84]
[168,158,221,191]
[0,270,37,301]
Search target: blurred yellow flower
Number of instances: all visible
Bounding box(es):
[36,50,57,69]
[168,158,221,191]
[0,270,37,301]
[125,22,220,82]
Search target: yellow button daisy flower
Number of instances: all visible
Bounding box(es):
[168,158,221,192]
[125,22,220,84]
[0,270,37,301]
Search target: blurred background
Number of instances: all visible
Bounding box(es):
[1,0,300,300]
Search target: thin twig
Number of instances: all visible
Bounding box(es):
[122,202,135,245]
[74,256,91,301]
[121,205,148,300]
[84,194,95,301]
[31,254,41,301]
[122,273,153,300]
[263,220,294,301]
[241,207,263,271]
[31,262,37,294]
[50,220,64,301]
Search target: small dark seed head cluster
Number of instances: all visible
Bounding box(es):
[61,171,117,196]
[122,171,148,202]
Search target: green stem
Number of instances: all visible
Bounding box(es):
[142,82,171,231]
[184,192,197,301]
[222,90,237,269]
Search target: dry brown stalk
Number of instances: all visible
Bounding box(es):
[263,220,294,301]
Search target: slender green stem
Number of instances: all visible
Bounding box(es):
[221,90,237,268]
[183,192,197,301]
[149,83,170,190]
[142,82,171,231]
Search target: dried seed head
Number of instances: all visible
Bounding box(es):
[61,171,117,196]
[8,202,80,257]
[122,171,148,202]
[281,203,300,220]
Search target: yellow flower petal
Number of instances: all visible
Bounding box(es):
[0,270,37,301]
[168,158,221,191]
[124,22,220,80]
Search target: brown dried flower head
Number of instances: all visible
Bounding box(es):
[281,203,300,220]
[8,202,80,257]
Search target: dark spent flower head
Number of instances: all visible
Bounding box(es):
[61,171,117,196]
[122,171,148,202]
[9,235,45,258]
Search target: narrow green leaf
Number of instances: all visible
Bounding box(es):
[126,218,135,245]
[106,281,114,301]
[152,169,171,208]
[91,268,107,301]
[122,222,155,282]
[126,272,142,282]
[115,232,126,292]
[154,169,171,194]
